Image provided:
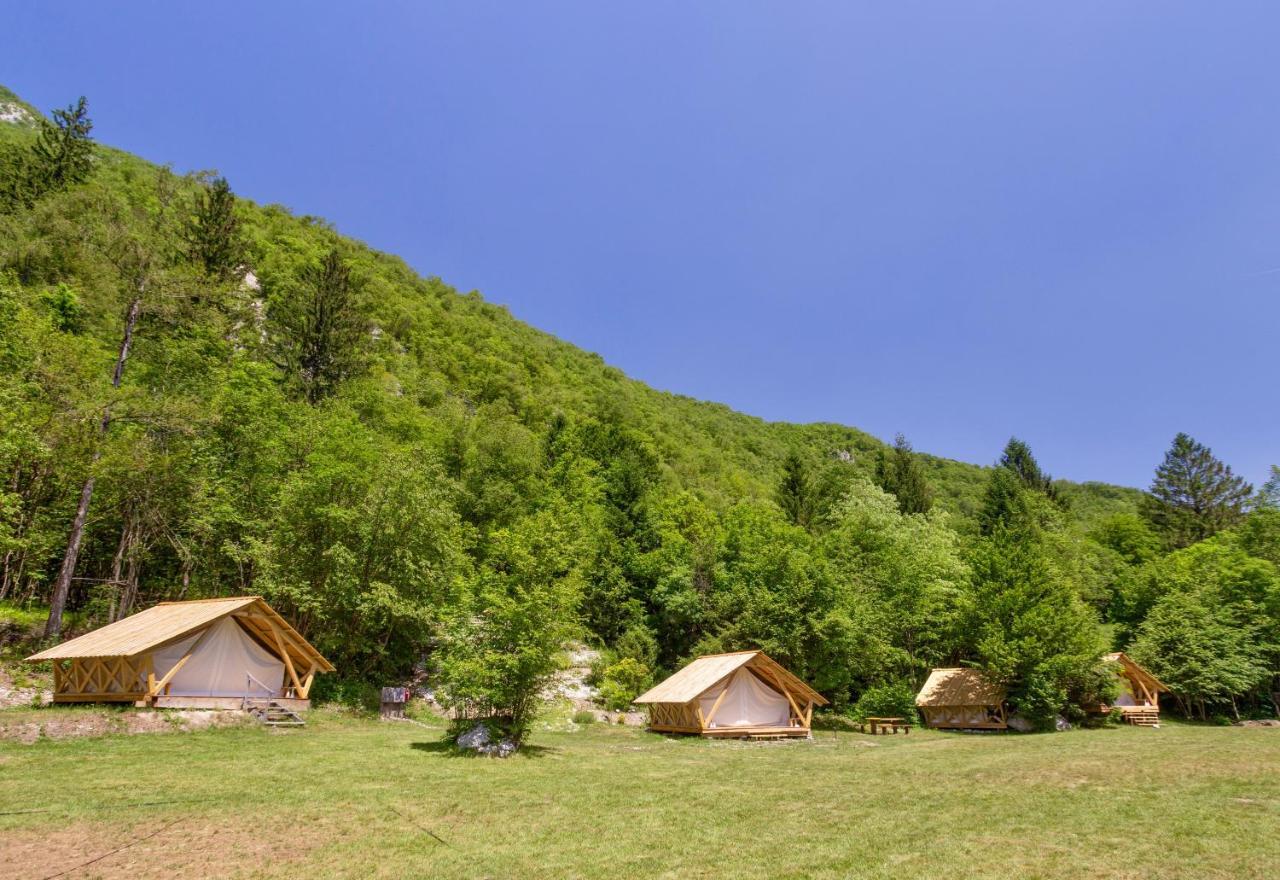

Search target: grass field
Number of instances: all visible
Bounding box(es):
[0,710,1277,880]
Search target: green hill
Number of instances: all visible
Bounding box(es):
[0,87,1153,704]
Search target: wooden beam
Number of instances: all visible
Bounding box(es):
[703,686,730,727]
[149,624,217,696]
[267,620,302,696]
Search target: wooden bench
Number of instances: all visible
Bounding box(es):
[862,716,911,735]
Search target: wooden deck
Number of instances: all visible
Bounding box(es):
[142,696,311,711]
[700,725,812,739]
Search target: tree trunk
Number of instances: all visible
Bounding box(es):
[44,296,142,639]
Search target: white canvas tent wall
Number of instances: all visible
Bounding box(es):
[634,650,827,738]
[28,596,333,708]
[149,617,286,698]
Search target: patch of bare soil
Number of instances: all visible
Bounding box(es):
[0,710,250,744]
[0,813,327,880]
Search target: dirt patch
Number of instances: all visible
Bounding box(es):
[0,710,250,743]
[1233,719,1280,728]
[0,813,327,880]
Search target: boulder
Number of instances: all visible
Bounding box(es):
[455,723,491,751]
[1006,715,1035,733]
[454,722,519,757]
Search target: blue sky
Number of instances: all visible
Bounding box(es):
[6,2,1277,488]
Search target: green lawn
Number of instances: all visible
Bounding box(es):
[0,711,1276,880]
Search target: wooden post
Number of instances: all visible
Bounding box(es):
[267,621,303,696]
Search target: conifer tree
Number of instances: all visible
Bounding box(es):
[775,450,816,530]
[1142,433,1252,548]
[1259,465,1280,509]
[875,433,934,515]
[268,247,368,403]
[32,97,94,192]
[0,96,94,212]
[979,437,1062,534]
[186,176,245,282]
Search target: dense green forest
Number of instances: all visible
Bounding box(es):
[2,88,1276,730]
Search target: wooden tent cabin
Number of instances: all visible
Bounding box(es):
[633,650,828,738]
[915,668,1007,730]
[27,597,333,710]
[1102,652,1166,726]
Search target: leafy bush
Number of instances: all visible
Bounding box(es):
[596,657,652,710]
[310,676,380,712]
[850,680,918,723]
[572,709,595,725]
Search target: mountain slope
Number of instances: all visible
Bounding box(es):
[0,86,1142,688]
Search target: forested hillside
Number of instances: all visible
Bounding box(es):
[2,89,1276,726]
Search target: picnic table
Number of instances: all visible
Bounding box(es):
[863,716,911,735]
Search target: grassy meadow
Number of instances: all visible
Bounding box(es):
[0,710,1276,880]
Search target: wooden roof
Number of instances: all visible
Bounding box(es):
[633,650,828,706]
[915,668,1005,707]
[27,597,334,673]
[1103,652,1166,693]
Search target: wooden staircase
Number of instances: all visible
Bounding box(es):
[1122,708,1160,727]
[244,699,306,728]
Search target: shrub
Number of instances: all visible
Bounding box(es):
[572,709,595,725]
[310,676,380,712]
[596,657,652,710]
[850,680,918,723]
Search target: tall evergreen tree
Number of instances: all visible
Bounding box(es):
[775,450,816,530]
[0,96,94,213]
[1260,465,1280,510]
[979,437,1062,534]
[186,176,245,282]
[875,433,934,515]
[268,247,368,404]
[1142,433,1252,549]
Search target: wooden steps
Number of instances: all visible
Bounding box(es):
[1122,708,1160,727]
[244,699,306,728]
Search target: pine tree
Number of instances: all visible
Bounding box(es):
[1142,433,1252,548]
[0,96,95,213]
[875,433,933,514]
[1260,465,1280,509]
[775,451,816,530]
[268,247,368,403]
[31,97,94,193]
[186,176,245,281]
[979,437,1063,534]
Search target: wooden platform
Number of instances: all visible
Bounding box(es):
[700,725,812,739]
[140,696,311,711]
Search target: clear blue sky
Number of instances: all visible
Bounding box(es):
[7,2,1278,488]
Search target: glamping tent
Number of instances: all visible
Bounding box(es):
[915,667,1007,730]
[1102,652,1166,726]
[633,650,827,738]
[27,597,333,709]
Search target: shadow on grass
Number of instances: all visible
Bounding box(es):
[409,741,558,758]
